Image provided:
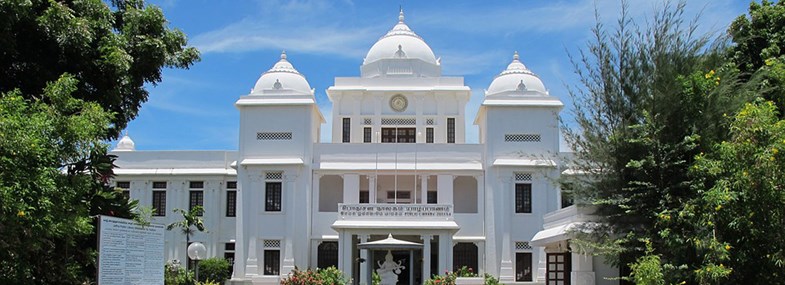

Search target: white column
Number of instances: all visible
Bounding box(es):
[572,252,595,285]
[343,174,360,204]
[422,235,432,282]
[245,238,259,276]
[359,235,370,285]
[369,175,377,204]
[438,233,451,273]
[537,247,547,282]
[420,175,429,204]
[498,177,514,284]
[338,231,353,281]
[436,175,453,205]
[282,174,298,275]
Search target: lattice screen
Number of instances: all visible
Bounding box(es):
[515,172,532,181]
[265,172,283,180]
[263,240,281,248]
[505,133,541,142]
[363,118,372,125]
[426,118,435,125]
[515,241,532,251]
[381,118,416,125]
[257,132,292,140]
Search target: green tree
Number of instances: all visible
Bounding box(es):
[0,74,132,283]
[0,0,197,283]
[563,1,745,283]
[729,0,785,114]
[690,100,785,283]
[167,206,207,270]
[0,0,199,139]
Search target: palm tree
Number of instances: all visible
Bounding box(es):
[167,206,207,271]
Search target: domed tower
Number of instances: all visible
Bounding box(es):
[233,52,324,279]
[328,9,469,144]
[474,52,563,283]
[361,9,441,78]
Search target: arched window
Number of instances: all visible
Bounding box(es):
[453,243,478,272]
[317,241,339,269]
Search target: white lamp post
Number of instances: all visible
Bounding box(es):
[187,242,207,282]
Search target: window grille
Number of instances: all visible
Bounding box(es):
[505,134,541,142]
[189,191,204,216]
[265,182,282,212]
[381,118,416,125]
[226,190,237,217]
[227,181,237,189]
[515,172,532,181]
[264,240,281,248]
[447,118,455,143]
[426,118,434,125]
[516,241,532,251]
[265,172,283,180]
[152,181,167,189]
[189,181,204,189]
[116,181,130,189]
[257,132,292,140]
[426,127,434,143]
[342,118,351,143]
[152,191,166,216]
[317,241,339,269]
[363,127,372,143]
[364,118,372,125]
[515,184,532,213]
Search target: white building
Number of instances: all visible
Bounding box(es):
[111,10,617,285]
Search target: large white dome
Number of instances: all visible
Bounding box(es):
[487,52,547,96]
[253,51,312,94]
[364,10,438,65]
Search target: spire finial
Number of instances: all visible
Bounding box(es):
[280,50,287,60]
[513,51,519,61]
[398,7,404,23]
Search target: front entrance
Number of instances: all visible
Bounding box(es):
[546,253,571,285]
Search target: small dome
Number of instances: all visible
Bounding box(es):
[364,9,438,65]
[487,51,547,96]
[252,51,312,94]
[114,133,135,151]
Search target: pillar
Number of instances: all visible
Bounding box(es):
[438,233,452,273]
[420,175,428,204]
[571,252,595,285]
[369,175,377,204]
[436,175,453,205]
[359,235,370,285]
[421,235,432,282]
[498,177,514,284]
[343,174,360,204]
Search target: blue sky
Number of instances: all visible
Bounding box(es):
[118,0,749,150]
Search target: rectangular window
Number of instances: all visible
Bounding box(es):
[364,127,372,143]
[189,191,204,216]
[227,181,237,189]
[152,191,166,216]
[116,181,130,189]
[427,191,438,204]
[224,243,236,271]
[447,118,455,143]
[515,184,532,213]
[152,181,167,189]
[226,190,237,217]
[266,182,282,212]
[426,127,434,143]
[381,127,416,143]
[189,181,204,189]
[360,191,369,203]
[515,252,533,282]
[264,250,280,275]
[121,190,130,200]
[387,191,411,199]
[342,118,351,143]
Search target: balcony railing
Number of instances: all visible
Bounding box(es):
[338,203,453,221]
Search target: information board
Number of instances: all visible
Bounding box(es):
[98,215,165,285]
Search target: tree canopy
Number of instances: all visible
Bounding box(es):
[0,0,198,283]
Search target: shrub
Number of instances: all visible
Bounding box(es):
[280,266,350,285]
[425,268,503,285]
[197,257,232,283]
[165,260,194,285]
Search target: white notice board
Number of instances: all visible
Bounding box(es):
[98,215,165,285]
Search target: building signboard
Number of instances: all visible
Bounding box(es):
[97,215,165,285]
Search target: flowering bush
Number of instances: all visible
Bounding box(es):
[424,267,503,285]
[280,266,349,285]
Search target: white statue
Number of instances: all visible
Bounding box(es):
[376,251,405,285]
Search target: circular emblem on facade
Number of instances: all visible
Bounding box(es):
[390,94,408,112]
